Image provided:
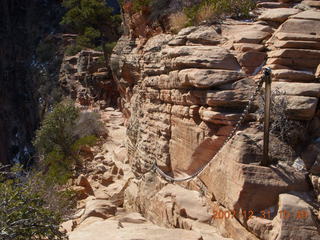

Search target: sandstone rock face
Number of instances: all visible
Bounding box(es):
[247,193,320,240]
[110,6,320,240]
[59,50,118,107]
[80,199,117,223]
[269,193,319,240]
[199,128,309,213]
[258,8,301,22]
[69,217,204,240]
[123,176,232,240]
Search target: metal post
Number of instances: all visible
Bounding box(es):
[261,68,272,166]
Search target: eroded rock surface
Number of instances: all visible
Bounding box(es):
[110,3,320,240]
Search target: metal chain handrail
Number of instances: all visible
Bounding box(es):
[128,69,269,182]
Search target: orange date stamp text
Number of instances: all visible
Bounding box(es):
[212,209,309,220]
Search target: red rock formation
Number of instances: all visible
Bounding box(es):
[110,2,320,239]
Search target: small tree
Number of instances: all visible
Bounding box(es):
[61,0,121,60]
[33,101,100,183]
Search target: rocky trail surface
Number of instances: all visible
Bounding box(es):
[60,1,320,239]
[62,108,229,240]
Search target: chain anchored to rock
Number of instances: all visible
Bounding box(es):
[128,68,272,183]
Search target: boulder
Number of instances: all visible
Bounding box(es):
[80,199,117,223]
[118,212,147,224]
[274,32,320,42]
[233,43,265,52]
[247,193,320,239]
[276,18,320,35]
[259,8,301,22]
[101,172,114,186]
[233,31,271,44]
[199,107,242,125]
[237,51,267,71]
[178,69,245,88]
[105,179,131,206]
[205,89,251,107]
[148,184,213,224]
[71,186,89,200]
[271,69,315,82]
[273,40,320,50]
[186,26,222,45]
[302,143,320,171]
[266,57,320,69]
[272,82,320,97]
[285,95,318,120]
[162,46,241,70]
[268,49,320,60]
[199,128,309,214]
[61,220,77,233]
[76,175,94,196]
[290,10,320,21]
[269,193,320,240]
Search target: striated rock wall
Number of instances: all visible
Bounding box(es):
[60,49,119,108]
[111,2,320,239]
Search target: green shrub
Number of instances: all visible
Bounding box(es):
[33,100,103,184]
[179,0,255,28]
[0,167,68,240]
[76,27,102,49]
[61,0,120,56]
[65,44,83,56]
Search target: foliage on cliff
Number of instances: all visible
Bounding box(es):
[0,166,69,240]
[169,0,255,31]
[33,101,105,184]
[123,0,255,33]
[61,0,121,56]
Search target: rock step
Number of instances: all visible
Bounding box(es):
[272,82,320,97]
[277,18,320,35]
[301,0,320,8]
[257,2,292,8]
[290,10,320,21]
[199,107,255,125]
[233,43,265,52]
[285,95,318,120]
[268,49,320,59]
[69,218,205,240]
[258,8,301,23]
[267,57,320,70]
[273,40,320,50]
[271,69,316,82]
[274,32,320,42]
[162,46,241,71]
[145,69,245,89]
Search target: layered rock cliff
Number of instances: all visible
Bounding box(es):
[110,1,320,239]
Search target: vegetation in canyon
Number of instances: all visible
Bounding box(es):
[61,0,121,59]
[0,166,69,240]
[125,0,255,32]
[34,100,105,184]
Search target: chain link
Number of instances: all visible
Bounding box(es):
[128,69,269,182]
